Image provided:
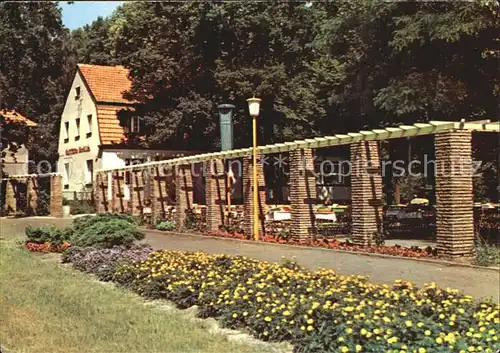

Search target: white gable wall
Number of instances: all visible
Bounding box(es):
[57,70,100,199]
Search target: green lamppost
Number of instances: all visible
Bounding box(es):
[218,104,235,224]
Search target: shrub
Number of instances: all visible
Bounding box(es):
[72,213,138,233]
[475,241,500,267]
[110,250,499,352]
[25,225,73,245]
[70,219,144,248]
[63,245,153,281]
[68,201,96,215]
[156,220,177,231]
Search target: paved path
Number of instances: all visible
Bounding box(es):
[1,217,498,301]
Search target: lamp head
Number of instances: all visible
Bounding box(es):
[246,97,261,117]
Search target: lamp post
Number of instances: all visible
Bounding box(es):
[217,104,235,225]
[247,97,261,241]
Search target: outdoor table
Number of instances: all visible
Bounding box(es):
[267,211,291,221]
[315,213,337,222]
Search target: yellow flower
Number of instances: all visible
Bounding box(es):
[307,325,313,331]
[232,313,238,318]
[355,345,362,352]
[387,336,398,344]
[307,318,314,324]
[436,337,443,344]
[346,327,353,334]
[264,316,272,322]
[340,347,349,353]
[424,330,431,336]
[419,348,426,353]
[360,328,368,335]
[405,320,413,327]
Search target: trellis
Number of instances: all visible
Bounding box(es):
[94,120,499,260]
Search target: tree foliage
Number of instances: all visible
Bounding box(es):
[0,2,69,165]
[1,1,498,200]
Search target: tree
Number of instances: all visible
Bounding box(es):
[314,0,499,126]
[0,2,69,168]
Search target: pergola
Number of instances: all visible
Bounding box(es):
[93,120,499,260]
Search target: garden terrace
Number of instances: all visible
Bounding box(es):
[94,120,499,261]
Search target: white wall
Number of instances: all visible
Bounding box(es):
[2,144,29,175]
[57,71,100,198]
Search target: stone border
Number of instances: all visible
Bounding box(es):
[144,228,500,272]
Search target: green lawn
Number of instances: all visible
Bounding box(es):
[0,244,269,353]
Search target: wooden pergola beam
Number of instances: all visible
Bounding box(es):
[96,120,498,173]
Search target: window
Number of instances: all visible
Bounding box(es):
[86,114,92,138]
[75,86,81,100]
[63,121,69,143]
[85,160,93,185]
[130,116,140,133]
[75,118,80,141]
[63,163,70,188]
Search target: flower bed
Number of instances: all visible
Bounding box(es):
[67,248,499,352]
[25,241,70,253]
[62,245,153,281]
[208,230,437,259]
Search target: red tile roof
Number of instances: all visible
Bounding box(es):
[96,104,135,145]
[0,110,37,127]
[77,64,134,104]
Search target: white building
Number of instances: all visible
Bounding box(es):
[57,64,196,200]
[1,110,37,176]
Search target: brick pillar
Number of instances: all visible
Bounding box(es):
[350,141,383,245]
[113,171,125,213]
[243,156,266,237]
[289,149,316,238]
[4,179,16,215]
[175,164,193,229]
[26,177,38,216]
[206,159,225,231]
[50,175,63,218]
[435,130,474,259]
[95,172,109,213]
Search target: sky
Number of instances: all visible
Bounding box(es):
[59,1,123,30]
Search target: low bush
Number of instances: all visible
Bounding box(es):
[67,201,96,215]
[62,245,153,281]
[475,241,500,267]
[106,250,499,353]
[25,225,73,246]
[72,213,139,233]
[156,220,177,231]
[70,218,144,248]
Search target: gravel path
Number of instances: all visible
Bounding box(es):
[1,217,498,301]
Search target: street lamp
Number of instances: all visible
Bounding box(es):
[247,96,261,241]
